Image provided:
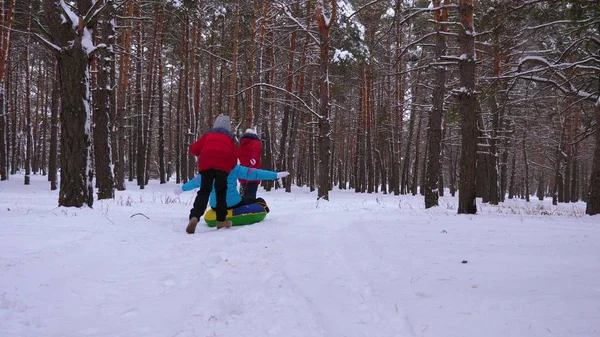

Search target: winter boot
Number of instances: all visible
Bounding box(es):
[186,217,199,234]
[216,220,232,229]
[256,198,269,213]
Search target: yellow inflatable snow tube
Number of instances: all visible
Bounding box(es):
[203,203,267,227]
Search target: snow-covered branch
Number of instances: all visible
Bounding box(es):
[59,0,79,29]
[344,0,385,21]
[525,18,594,31]
[398,4,458,27]
[33,33,62,52]
[277,2,319,43]
[83,0,113,29]
[237,83,322,120]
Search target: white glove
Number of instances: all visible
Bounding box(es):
[174,187,183,196]
[276,171,289,178]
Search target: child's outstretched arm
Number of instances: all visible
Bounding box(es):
[175,174,202,195]
[236,165,287,181]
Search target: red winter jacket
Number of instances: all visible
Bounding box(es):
[237,133,262,183]
[189,128,237,173]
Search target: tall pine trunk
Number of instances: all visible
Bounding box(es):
[42,0,100,207]
[315,0,336,201]
[49,62,58,191]
[457,0,477,214]
[425,0,449,208]
[93,3,115,200]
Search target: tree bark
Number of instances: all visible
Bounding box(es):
[24,5,32,185]
[586,101,600,215]
[158,42,166,184]
[425,0,449,208]
[315,0,336,201]
[114,1,134,191]
[0,0,15,181]
[135,18,145,189]
[457,0,477,214]
[49,61,58,191]
[43,0,97,207]
[93,2,115,199]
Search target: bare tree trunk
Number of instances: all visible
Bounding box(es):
[0,83,6,181]
[10,64,16,175]
[286,2,311,193]
[570,144,578,202]
[114,1,134,191]
[457,0,477,214]
[135,18,145,189]
[586,101,600,215]
[411,111,422,196]
[522,137,530,202]
[315,0,336,200]
[0,0,15,181]
[536,170,545,201]
[228,0,240,120]
[49,61,58,191]
[24,5,32,185]
[158,44,166,184]
[43,0,99,207]
[392,0,404,196]
[92,3,115,200]
[425,0,449,208]
[40,68,48,176]
[277,25,297,185]
[401,103,416,194]
[142,5,162,185]
[366,68,374,194]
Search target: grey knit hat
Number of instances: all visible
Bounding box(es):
[213,114,231,132]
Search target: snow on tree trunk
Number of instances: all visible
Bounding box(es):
[40,0,115,207]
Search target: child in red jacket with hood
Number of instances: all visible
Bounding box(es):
[186,114,237,233]
[237,128,262,198]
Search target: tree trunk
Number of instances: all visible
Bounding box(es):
[158,46,166,184]
[40,68,48,177]
[537,171,545,201]
[425,0,449,208]
[508,154,515,199]
[0,85,6,180]
[228,0,240,120]
[366,68,374,194]
[570,144,578,202]
[586,101,600,215]
[0,0,15,181]
[24,6,32,185]
[49,61,58,191]
[114,1,134,191]
[315,0,336,201]
[457,0,477,214]
[522,137,530,202]
[93,4,115,200]
[43,0,96,207]
[411,111,422,196]
[135,20,145,189]
[277,27,297,186]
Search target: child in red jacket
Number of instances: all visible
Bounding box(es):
[237,128,262,198]
[186,114,237,233]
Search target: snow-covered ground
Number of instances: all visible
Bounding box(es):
[1,174,599,337]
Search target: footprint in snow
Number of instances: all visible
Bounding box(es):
[121,308,139,318]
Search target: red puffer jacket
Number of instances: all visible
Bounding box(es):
[189,128,237,173]
[237,132,262,183]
